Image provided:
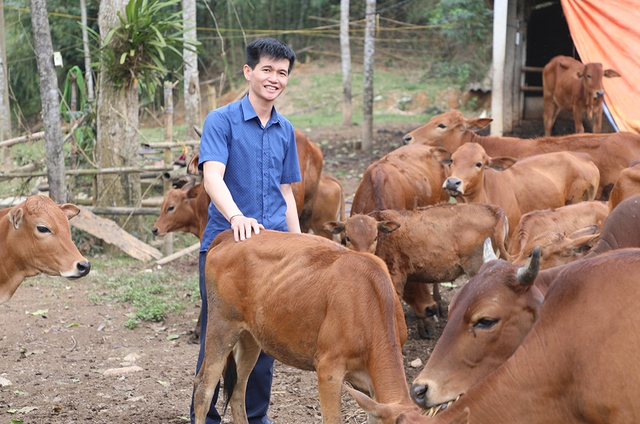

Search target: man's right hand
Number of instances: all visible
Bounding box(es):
[230,215,264,242]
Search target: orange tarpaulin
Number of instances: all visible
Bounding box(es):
[561,0,640,133]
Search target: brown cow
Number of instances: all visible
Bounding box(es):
[609,160,640,211]
[434,143,600,244]
[509,200,608,256]
[309,174,345,240]
[401,109,640,200]
[0,196,91,303]
[192,230,419,424]
[152,179,209,239]
[350,247,640,423]
[323,203,509,339]
[586,194,640,257]
[542,55,621,136]
[186,128,324,232]
[351,143,449,215]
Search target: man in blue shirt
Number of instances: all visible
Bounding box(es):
[191,38,301,424]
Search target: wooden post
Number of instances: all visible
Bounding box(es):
[163,81,174,256]
[207,85,217,112]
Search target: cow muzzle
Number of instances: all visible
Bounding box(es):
[62,261,91,278]
[442,177,463,196]
[402,134,413,145]
[411,384,462,417]
[595,90,604,98]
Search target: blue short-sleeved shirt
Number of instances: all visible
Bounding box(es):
[198,94,302,252]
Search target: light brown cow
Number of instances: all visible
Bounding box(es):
[309,174,346,240]
[152,179,209,239]
[434,143,600,244]
[609,160,640,211]
[192,230,419,424]
[509,201,608,255]
[350,143,449,215]
[186,128,324,233]
[401,109,640,199]
[350,247,640,423]
[323,204,509,339]
[542,55,621,136]
[0,195,91,304]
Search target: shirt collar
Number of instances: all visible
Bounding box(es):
[240,94,282,127]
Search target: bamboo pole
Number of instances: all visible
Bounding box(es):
[83,206,161,216]
[163,81,175,255]
[0,166,173,180]
[155,242,200,265]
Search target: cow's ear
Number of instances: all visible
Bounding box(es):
[182,178,197,192]
[430,147,452,165]
[466,118,492,132]
[569,234,599,254]
[187,154,202,176]
[604,69,621,78]
[59,204,81,220]
[576,71,584,79]
[487,156,517,171]
[377,220,401,234]
[187,184,201,199]
[322,221,345,235]
[7,207,24,229]
[567,225,598,239]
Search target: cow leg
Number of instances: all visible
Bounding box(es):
[190,310,202,344]
[315,356,347,424]
[193,322,242,424]
[402,282,436,339]
[229,332,262,424]
[543,99,561,136]
[432,283,447,320]
[573,107,585,133]
[594,109,603,133]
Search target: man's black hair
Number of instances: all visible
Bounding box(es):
[245,38,296,74]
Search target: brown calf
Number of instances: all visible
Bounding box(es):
[609,160,640,211]
[192,230,418,424]
[152,179,209,239]
[323,204,509,339]
[309,174,346,240]
[542,55,621,136]
[401,109,640,199]
[0,196,90,303]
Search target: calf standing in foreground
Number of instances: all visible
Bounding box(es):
[192,230,418,424]
[0,195,91,303]
[542,55,621,136]
[350,248,640,423]
[323,203,509,339]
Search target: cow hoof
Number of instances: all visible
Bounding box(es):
[438,302,449,320]
[417,317,435,340]
[188,334,200,345]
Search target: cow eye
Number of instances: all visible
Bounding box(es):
[473,318,500,330]
[437,123,446,129]
[167,206,175,212]
[37,225,51,234]
[586,74,592,78]
[475,162,483,168]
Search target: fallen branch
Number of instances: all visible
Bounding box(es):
[155,242,200,265]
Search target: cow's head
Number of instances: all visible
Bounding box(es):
[431,144,516,201]
[2,196,91,303]
[410,239,543,414]
[511,226,598,270]
[152,179,200,237]
[401,110,492,152]
[579,62,621,102]
[322,214,400,253]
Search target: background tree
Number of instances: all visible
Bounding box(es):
[30,0,67,202]
[0,0,11,143]
[361,0,376,151]
[340,0,352,127]
[182,0,200,139]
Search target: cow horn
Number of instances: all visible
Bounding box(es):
[516,246,540,287]
[482,238,499,263]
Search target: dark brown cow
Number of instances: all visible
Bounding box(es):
[309,174,345,241]
[323,204,509,339]
[509,201,608,256]
[401,109,640,199]
[192,230,419,424]
[351,143,449,215]
[350,247,640,423]
[586,194,640,257]
[186,128,324,232]
[0,196,91,303]
[542,55,621,136]
[609,160,640,211]
[434,143,599,244]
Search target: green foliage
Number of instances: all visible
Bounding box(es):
[90,0,200,97]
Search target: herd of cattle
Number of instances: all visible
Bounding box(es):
[3,55,640,423]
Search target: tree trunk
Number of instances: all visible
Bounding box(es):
[183,0,201,139]
[340,0,352,127]
[97,0,141,235]
[80,0,94,103]
[30,0,67,202]
[361,0,376,151]
[0,0,11,143]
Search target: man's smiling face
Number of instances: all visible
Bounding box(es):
[244,56,290,103]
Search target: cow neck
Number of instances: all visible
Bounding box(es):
[0,216,29,304]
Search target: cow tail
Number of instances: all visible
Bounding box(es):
[222,353,237,413]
